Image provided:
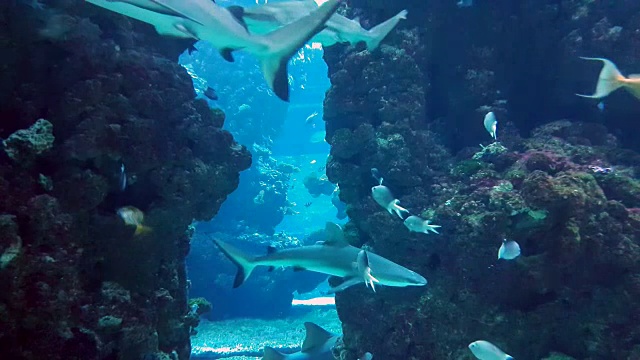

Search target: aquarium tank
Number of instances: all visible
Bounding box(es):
[2,0,640,360]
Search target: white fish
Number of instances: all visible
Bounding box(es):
[403,215,441,234]
[483,112,497,140]
[371,185,409,219]
[498,239,521,260]
[576,57,640,101]
[468,340,513,360]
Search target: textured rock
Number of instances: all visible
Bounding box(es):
[0,1,250,359]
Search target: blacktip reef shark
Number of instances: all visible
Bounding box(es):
[263,322,372,360]
[86,0,341,102]
[214,222,427,293]
[240,0,408,51]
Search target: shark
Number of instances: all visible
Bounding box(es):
[86,0,341,101]
[214,222,427,293]
[240,0,408,51]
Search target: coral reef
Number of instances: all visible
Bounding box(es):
[321,1,640,359]
[0,1,250,359]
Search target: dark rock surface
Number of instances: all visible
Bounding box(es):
[323,1,640,359]
[0,1,250,359]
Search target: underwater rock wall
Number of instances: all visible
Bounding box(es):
[324,1,640,359]
[0,1,250,359]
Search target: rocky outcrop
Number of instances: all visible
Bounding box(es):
[0,1,250,359]
[323,1,640,359]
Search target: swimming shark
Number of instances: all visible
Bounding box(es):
[262,322,340,360]
[86,0,341,101]
[240,0,408,51]
[214,222,427,293]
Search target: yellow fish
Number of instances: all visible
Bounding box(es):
[577,57,640,100]
[116,206,152,236]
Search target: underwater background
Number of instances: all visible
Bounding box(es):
[2,0,640,359]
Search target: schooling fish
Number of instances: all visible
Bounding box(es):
[483,111,497,140]
[371,185,410,219]
[87,0,340,102]
[116,206,152,235]
[576,57,640,101]
[468,340,513,360]
[403,215,441,234]
[355,250,379,293]
[498,239,521,260]
[119,163,127,191]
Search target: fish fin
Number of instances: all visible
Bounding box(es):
[301,322,335,352]
[262,346,287,360]
[173,23,199,39]
[576,57,625,99]
[213,239,257,288]
[624,83,640,99]
[227,5,248,31]
[220,48,236,62]
[363,10,407,51]
[326,277,362,294]
[134,225,153,236]
[628,74,640,79]
[256,0,339,101]
[323,222,349,247]
[292,266,306,272]
[149,0,206,26]
[391,200,410,219]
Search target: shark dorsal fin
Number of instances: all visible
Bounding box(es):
[323,222,348,247]
[226,5,249,31]
[302,322,334,352]
[263,346,286,360]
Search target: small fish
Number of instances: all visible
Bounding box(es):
[371,168,383,185]
[238,104,251,113]
[359,353,373,360]
[577,57,640,101]
[119,163,127,191]
[468,340,513,360]
[305,111,319,125]
[371,185,410,219]
[310,159,317,164]
[498,239,521,260]
[484,112,497,140]
[355,250,379,292]
[116,206,152,235]
[189,303,199,315]
[597,101,605,112]
[304,202,312,207]
[204,86,218,100]
[457,0,473,7]
[403,215,441,234]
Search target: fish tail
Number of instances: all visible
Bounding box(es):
[576,57,625,99]
[134,224,153,236]
[364,10,408,51]
[213,239,258,288]
[252,0,340,101]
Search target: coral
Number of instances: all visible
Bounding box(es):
[0,1,250,359]
[2,118,54,164]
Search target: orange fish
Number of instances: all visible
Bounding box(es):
[116,206,152,236]
[577,57,640,100]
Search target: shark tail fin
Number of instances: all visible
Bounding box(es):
[256,0,340,102]
[213,239,257,288]
[263,347,287,360]
[576,57,625,99]
[364,10,408,51]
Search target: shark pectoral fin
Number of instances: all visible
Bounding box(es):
[173,23,199,39]
[327,277,362,294]
[263,346,287,360]
[257,0,340,101]
[227,5,248,31]
[302,322,335,352]
[220,48,236,62]
[364,9,408,51]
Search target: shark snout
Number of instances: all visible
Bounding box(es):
[409,272,428,286]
